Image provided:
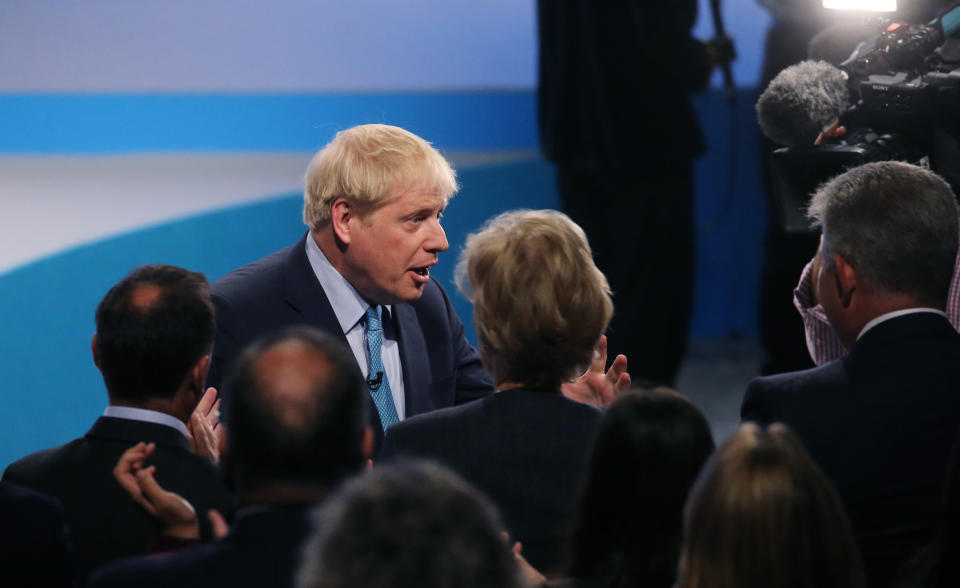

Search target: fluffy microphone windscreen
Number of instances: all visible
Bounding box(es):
[756,60,851,147]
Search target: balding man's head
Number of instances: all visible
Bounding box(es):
[94,264,215,404]
[223,327,368,493]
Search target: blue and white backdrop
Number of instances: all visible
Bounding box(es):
[0,0,772,469]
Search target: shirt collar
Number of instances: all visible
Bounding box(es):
[305,232,391,332]
[857,307,948,341]
[103,406,189,438]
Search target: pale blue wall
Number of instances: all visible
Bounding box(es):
[0,0,770,92]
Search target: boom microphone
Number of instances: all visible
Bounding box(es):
[756,60,851,147]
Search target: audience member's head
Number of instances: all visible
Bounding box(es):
[455,209,612,389]
[565,387,715,588]
[807,161,958,346]
[222,327,369,499]
[296,460,521,588]
[93,264,214,416]
[676,422,864,588]
[303,123,457,230]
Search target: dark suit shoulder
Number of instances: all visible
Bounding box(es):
[7,421,227,503]
[0,480,67,539]
[741,358,848,425]
[386,395,485,437]
[209,236,329,391]
[5,425,230,581]
[212,241,297,308]
[0,481,73,588]
[3,437,87,486]
[87,542,221,588]
[382,388,600,572]
[392,388,599,428]
[740,313,960,586]
[88,507,311,588]
[382,390,600,459]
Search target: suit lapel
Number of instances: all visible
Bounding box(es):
[394,303,432,417]
[283,233,385,437]
[281,233,351,348]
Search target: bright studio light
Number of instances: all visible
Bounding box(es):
[823,0,897,11]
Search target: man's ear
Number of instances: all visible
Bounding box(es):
[833,253,859,308]
[91,333,101,370]
[191,355,211,395]
[330,198,355,245]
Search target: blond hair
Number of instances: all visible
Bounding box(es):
[303,124,458,229]
[455,209,613,389]
[676,423,864,588]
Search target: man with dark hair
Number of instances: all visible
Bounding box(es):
[88,327,371,588]
[741,161,960,588]
[296,460,522,588]
[94,264,219,407]
[2,264,231,582]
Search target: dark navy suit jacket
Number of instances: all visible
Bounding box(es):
[208,233,493,446]
[88,505,312,588]
[741,312,960,588]
[380,388,602,574]
[2,417,232,583]
[0,481,73,588]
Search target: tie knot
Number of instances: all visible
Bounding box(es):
[365,305,383,332]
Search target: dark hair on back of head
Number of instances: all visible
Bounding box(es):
[223,327,368,490]
[95,264,214,403]
[566,388,715,588]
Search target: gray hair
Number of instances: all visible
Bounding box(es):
[296,460,521,588]
[807,161,958,305]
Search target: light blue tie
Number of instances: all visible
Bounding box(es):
[364,305,399,431]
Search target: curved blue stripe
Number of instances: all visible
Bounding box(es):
[0,91,537,153]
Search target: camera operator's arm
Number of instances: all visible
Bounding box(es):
[794,246,847,366]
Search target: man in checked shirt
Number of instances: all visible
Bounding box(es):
[794,200,960,365]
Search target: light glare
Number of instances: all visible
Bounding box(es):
[823,0,897,11]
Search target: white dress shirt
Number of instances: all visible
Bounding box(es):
[857,307,949,341]
[103,405,189,438]
[304,232,406,419]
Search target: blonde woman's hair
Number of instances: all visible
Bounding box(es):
[303,124,457,229]
[455,209,613,389]
[676,422,864,588]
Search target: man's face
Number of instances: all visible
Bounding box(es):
[341,186,449,304]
